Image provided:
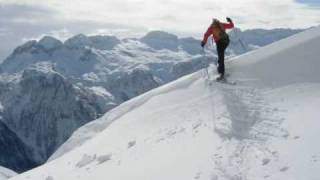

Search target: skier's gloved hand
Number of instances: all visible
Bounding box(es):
[201,41,205,47]
[226,17,233,23]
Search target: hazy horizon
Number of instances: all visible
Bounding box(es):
[0,0,319,60]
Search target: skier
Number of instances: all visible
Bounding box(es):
[201,17,234,80]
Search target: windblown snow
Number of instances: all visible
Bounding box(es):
[9,26,320,180]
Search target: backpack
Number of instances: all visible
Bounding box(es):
[212,22,229,42]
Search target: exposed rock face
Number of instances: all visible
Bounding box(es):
[0,121,38,172]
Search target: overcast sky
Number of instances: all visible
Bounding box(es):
[0,0,319,60]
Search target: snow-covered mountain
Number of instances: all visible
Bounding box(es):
[0,63,109,165]
[0,167,16,180]
[9,26,320,180]
[0,28,302,172]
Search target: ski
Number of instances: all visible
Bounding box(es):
[215,74,236,85]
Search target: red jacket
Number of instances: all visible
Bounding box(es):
[202,22,234,43]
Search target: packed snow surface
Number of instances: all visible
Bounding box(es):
[10,26,320,180]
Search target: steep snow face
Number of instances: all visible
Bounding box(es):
[0,166,17,180]
[230,27,320,88]
[12,26,320,180]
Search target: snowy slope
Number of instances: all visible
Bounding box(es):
[10,26,320,180]
[0,167,16,180]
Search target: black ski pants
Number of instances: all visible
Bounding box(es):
[216,38,230,76]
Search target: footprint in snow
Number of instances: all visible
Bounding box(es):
[262,158,270,165]
[280,166,289,172]
[264,175,270,179]
[128,141,136,148]
[76,154,96,168]
[193,123,201,130]
[97,154,112,164]
[312,155,319,162]
[281,131,290,138]
[293,136,300,139]
[194,172,201,179]
[167,130,177,136]
[46,176,54,180]
[271,151,279,157]
[210,174,218,180]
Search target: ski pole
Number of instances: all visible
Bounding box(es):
[202,47,210,79]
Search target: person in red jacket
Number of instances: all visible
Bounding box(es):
[201,17,234,80]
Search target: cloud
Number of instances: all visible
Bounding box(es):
[0,0,319,60]
[0,3,58,24]
[0,3,145,61]
[1,0,319,33]
[18,1,320,28]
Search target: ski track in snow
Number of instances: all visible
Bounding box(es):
[201,67,287,180]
